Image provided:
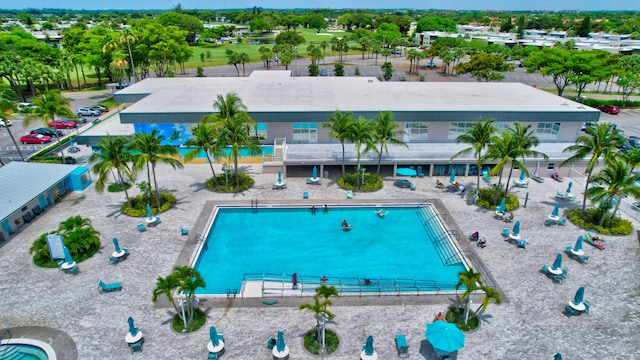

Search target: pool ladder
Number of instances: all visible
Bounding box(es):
[251,198,259,213]
[0,329,18,360]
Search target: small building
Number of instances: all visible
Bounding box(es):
[0,162,92,241]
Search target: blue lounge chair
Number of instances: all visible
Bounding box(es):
[347,190,353,199]
[517,240,528,248]
[544,219,556,226]
[137,223,146,232]
[501,227,510,237]
[267,336,276,349]
[129,339,143,353]
[395,334,409,358]
[557,218,567,226]
[303,191,309,199]
[181,227,189,236]
[98,279,122,293]
[417,166,424,177]
[410,182,416,190]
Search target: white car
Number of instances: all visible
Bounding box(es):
[77,107,101,116]
[0,119,12,127]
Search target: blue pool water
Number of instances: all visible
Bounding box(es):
[193,206,466,294]
[0,344,48,359]
[177,146,273,159]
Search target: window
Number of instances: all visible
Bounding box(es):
[448,122,473,139]
[292,123,317,143]
[494,122,512,131]
[537,122,560,140]
[405,123,429,142]
[254,123,267,141]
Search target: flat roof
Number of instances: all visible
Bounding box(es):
[0,162,80,221]
[115,71,598,115]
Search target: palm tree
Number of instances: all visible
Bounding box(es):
[587,158,640,225]
[24,90,75,163]
[120,28,138,82]
[346,116,376,188]
[87,135,134,207]
[562,123,620,211]
[58,216,100,256]
[618,147,640,173]
[455,268,483,324]
[323,111,354,177]
[183,121,225,180]
[315,283,340,303]
[474,286,502,314]
[173,266,206,326]
[152,274,182,322]
[481,130,518,195]
[451,117,496,192]
[127,129,183,208]
[504,122,547,196]
[0,88,25,161]
[373,111,407,177]
[210,93,260,185]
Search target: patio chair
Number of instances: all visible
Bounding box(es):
[129,339,143,353]
[557,218,567,226]
[303,191,309,199]
[583,300,591,313]
[347,190,353,199]
[564,304,578,316]
[267,336,277,349]
[98,279,122,293]
[208,352,219,359]
[66,265,79,274]
[544,219,556,226]
[482,170,491,183]
[395,334,409,358]
[517,240,528,249]
[501,227,510,237]
[410,182,416,190]
[417,166,424,177]
[180,227,189,236]
[137,223,146,232]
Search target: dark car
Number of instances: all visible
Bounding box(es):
[90,105,108,113]
[394,179,413,188]
[20,134,51,144]
[48,119,77,129]
[598,105,620,114]
[629,136,640,148]
[31,127,63,137]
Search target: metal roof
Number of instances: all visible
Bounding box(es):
[0,162,81,221]
[114,71,600,123]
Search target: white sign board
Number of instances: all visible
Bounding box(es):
[46,234,65,260]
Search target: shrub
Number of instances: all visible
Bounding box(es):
[337,172,382,192]
[107,182,132,193]
[303,329,339,355]
[30,155,76,164]
[445,306,480,332]
[121,192,176,217]
[30,216,101,267]
[473,187,519,211]
[206,172,254,193]
[171,308,206,333]
[566,208,633,235]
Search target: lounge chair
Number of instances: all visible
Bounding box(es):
[137,223,146,232]
[181,227,189,236]
[584,235,606,250]
[417,166,424,177]
[410,182,416,190]
[544,219,556,226]
[129,339,143,353]
[501,227,510,237]
[531,173,545,183]
[395,334,409,358]
[22,211,35,224]
[557,218,567,226]
[98,279,122,293]
[303,191,309,199]
[552,269,569,283]
[347,190,353,199]
[517,240,528,248]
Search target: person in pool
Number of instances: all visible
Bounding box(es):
[341,219,351,231]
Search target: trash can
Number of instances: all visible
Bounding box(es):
[324,171,329,179]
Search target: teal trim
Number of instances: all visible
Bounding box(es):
[1,219,12,234]
[38,194,48,208]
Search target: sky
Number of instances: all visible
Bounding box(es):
[4,0,640,11]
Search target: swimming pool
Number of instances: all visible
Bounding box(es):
[0,339,55,360]
[192,205,467,296]
[177,145,273,159]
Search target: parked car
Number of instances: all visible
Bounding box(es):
[90,105,108,113]
[0,119,12,127]
[394,179,413,188]
[629,136,640,148]
[598,105,620,114]
[77,107,101,116]
[48,119,77,129]
[391,49,402,55]
[31,127,63,137]
[72,116,88,124]
[20,134,51,144]
[632,201,640,211]
[581,122,594,132]
[425,62,437,68]
[17,102,36,112]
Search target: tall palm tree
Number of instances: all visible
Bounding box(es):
[482,130,519,196]
[505,122,547,196]
[618,147,640,173]
[346,116,376,188]
[24,90,76,163]
[183,121,225,180]
[210,93,260,184]
[127,129,183,208]
[87,135,134,207]
[120,28,138,82]
[373,111,407,177]
[474,286,502,314]
[587,158,640,225]
[323,111,354,177]
[451,117,496,192]
[0,88,25,161]
[562,123,620,211]
[152,274,182,322]
[455,268,483,324]
[174,266,206,326]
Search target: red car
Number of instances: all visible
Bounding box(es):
[598,105,620,114]
[20,134,52,144]
[48,119,77,129]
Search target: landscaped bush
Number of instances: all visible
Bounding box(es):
[303,328,339,355]
[338,172,383,191]
[473,187,519,211]
[29,216,101,267]
[107,182,132,192]
[206,172,254,193]
[121,192,176,217]
[566,208,633,235]
[445,306,480,332]
[30,155,76,164]
[171,308,206,333]
[581,98,640,109]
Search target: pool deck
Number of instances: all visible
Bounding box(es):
[1,153,639,359]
